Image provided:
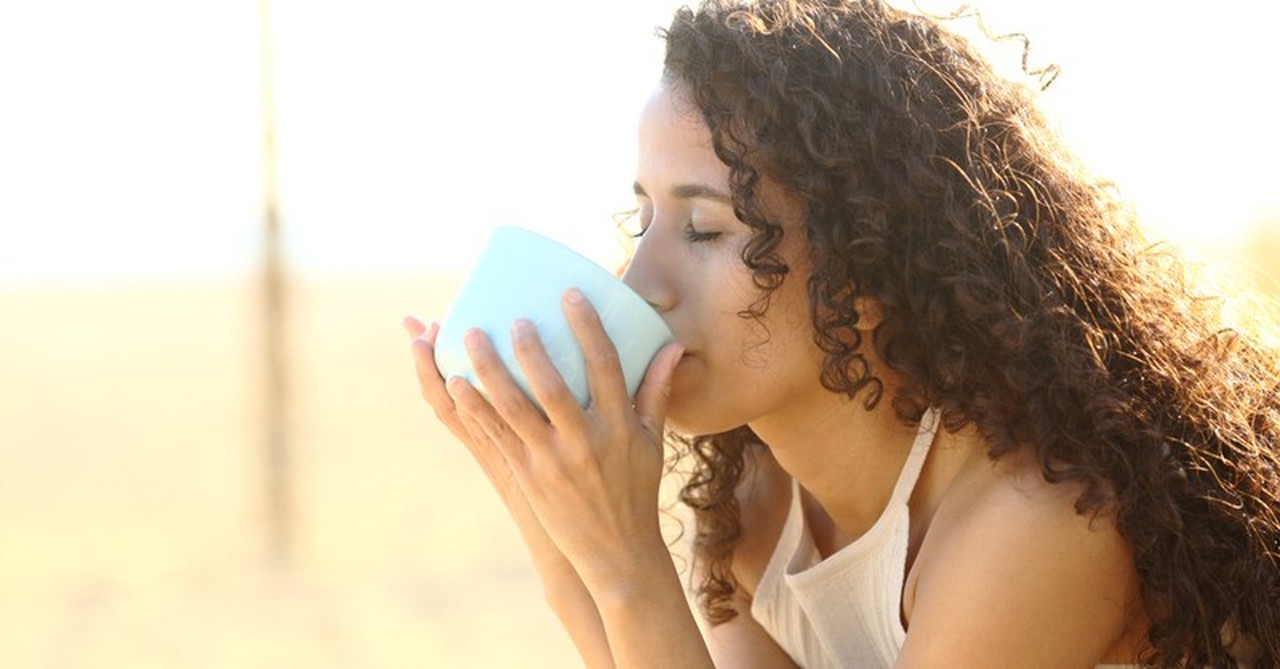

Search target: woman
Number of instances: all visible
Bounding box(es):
[405,0,1280,666]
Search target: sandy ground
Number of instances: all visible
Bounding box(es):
[0,276,588,668]
[0,245,1275,668]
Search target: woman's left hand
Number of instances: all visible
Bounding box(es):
[445,287,685,593]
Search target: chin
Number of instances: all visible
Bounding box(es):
[664,401,742,441]
[663,364,753,436]
[663,407,705,439]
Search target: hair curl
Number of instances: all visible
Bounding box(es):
[660,1,1280,666]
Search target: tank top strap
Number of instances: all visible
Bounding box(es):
[886,407,941,508]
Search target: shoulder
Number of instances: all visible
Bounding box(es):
[900,449,1146,667]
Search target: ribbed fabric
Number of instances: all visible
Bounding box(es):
[749,409,937,668]
[748,408,1141,669]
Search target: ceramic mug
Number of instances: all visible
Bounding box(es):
[434,226,674,410]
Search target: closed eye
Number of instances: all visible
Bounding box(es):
[683,223,720,243]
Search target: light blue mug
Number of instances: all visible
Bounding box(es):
[434,226,674,410]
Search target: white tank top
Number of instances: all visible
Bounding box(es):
[747,408,1140,668]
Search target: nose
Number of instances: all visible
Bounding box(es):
[621,232,676,314]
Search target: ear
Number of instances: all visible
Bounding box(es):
[853,297,884,331]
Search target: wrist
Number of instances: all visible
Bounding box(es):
[579,541,680,612]
[539,562,587,605]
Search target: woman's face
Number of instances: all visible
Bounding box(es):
[624,84,829,436]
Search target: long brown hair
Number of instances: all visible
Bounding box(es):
[660,1,1280,666]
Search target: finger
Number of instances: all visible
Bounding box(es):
[446,382,518,484]
[409,321,444,397]
[445,381,550,541]
[409,322,465,431]
[508,319,590,433]
[447,375,529,468]
[462,328,556,445]
[403,315,428,338]
[449,388,492,449]
[634,342,685,436]
[561,288,629,417]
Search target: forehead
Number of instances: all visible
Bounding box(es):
[636,83,809,234]
[636,84,730,186]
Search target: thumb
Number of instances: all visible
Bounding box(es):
[635,342,685,432]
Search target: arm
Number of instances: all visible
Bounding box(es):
[586,546,802,669]
[584,546,718,669]
[895,468,1143,668]
[575,461,801,669]
[696,575,803,669]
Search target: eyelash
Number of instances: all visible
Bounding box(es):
[684,224,721,243]
[629,214,721,243]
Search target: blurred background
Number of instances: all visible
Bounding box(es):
[0,1,1275,667]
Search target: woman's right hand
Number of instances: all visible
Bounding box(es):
[403,316,567,568]
[405,316,619,668]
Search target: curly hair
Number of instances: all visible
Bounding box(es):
[659,1,1280,666]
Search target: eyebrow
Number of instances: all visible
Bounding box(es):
[633,181,732,205]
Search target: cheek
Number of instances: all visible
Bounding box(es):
[664,355,728,434]
[695,248,802,360]
[708,247,766,313]
[778,281,816,341]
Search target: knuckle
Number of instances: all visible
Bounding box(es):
[474,416,503,442]
[469,353,496,376]
[430,405,454,423]
[541,382,575,407]
[560,442,594,471]
[423,391,449,414]
[605,420,631,445]
[420,378,445,401]
[492,393,526,420]
[593,347,620,369]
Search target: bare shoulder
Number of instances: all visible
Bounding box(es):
[900,450,1147,667]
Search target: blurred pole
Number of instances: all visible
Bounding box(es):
[259,0,293,570]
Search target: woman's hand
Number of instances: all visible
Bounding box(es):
[440,288,685,594]
[404,315,573,581]
[408,311,640,669]
[410,292,716,669]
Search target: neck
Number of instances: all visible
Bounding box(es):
[749,391,921,539]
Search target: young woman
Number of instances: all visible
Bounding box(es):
[405,1,1280,667]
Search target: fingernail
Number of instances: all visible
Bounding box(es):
[512,319,534,339]
[463,328,483,350]
[565,288,585,305]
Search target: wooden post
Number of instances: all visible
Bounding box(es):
[259,0,292,570]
